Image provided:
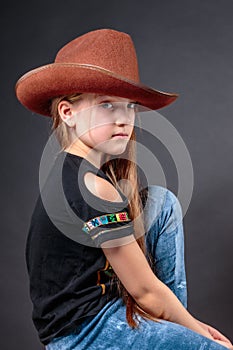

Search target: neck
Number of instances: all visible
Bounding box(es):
[64,139,102,168]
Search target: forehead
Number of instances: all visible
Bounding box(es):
[95,95,133,103]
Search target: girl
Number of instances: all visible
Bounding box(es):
[16,29,232,349]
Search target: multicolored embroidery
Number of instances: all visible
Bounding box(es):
[82,211,130,233]
[96,259,114,295]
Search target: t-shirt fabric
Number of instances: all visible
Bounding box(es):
[26,152,134,345]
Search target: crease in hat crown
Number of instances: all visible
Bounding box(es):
[15,28,178,116]
[54,29,140,82]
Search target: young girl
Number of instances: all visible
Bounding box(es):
[16,29,232,349]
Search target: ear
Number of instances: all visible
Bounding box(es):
[58,100,76,127]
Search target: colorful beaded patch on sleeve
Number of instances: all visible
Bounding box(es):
[82,212,130,233]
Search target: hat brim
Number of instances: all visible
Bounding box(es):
[15,63,178,116]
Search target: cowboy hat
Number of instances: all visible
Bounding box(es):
[15,28,178,116]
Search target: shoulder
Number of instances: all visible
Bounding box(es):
[84,172,123,202]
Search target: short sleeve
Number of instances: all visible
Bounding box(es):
[62,153,135,248]
[82,209,134,248]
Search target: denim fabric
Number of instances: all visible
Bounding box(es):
[46,186,226,350]
[144,185,187,307]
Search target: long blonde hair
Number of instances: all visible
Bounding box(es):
[50,93,155,327]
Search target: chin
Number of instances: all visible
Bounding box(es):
[106,146,128,156]
[98,140,129,156]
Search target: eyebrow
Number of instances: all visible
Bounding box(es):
[95,95,136,103]
[95,95,117,101]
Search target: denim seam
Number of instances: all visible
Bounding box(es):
[158,189,176,236]
[157,188,169,234]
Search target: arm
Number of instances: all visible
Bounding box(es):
[102,240,214,340]
[85,174,230,344]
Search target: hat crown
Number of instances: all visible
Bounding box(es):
[55,29,140,82]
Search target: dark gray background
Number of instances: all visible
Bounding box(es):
[1,0,233,349]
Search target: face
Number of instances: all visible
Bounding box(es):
[60,94,136,159]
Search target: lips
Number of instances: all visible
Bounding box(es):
[112,133,128,138]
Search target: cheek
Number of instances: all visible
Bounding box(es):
[128,123,134,135]
[89,124,113,143]
[76,123,113,148]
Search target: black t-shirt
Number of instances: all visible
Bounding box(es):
[26,152,134,345]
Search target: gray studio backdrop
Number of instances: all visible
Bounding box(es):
[1,0,233,349]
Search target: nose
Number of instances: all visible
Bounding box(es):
[114,103,135,125]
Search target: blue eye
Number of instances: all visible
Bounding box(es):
[101,102,114,109]
[127,103,136,109]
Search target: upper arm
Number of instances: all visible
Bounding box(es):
[84,173,159,296]
[102,240,161,301]
[85,174,162,301]
[82,171,134,248]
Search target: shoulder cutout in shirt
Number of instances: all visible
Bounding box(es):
[84,172,124,203]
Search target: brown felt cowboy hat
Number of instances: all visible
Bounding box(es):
[15,28,178,116]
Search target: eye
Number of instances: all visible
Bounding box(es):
[127,102,136,110]
[101,102,114,109]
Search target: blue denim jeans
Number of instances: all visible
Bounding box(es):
[46,186,226,350]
